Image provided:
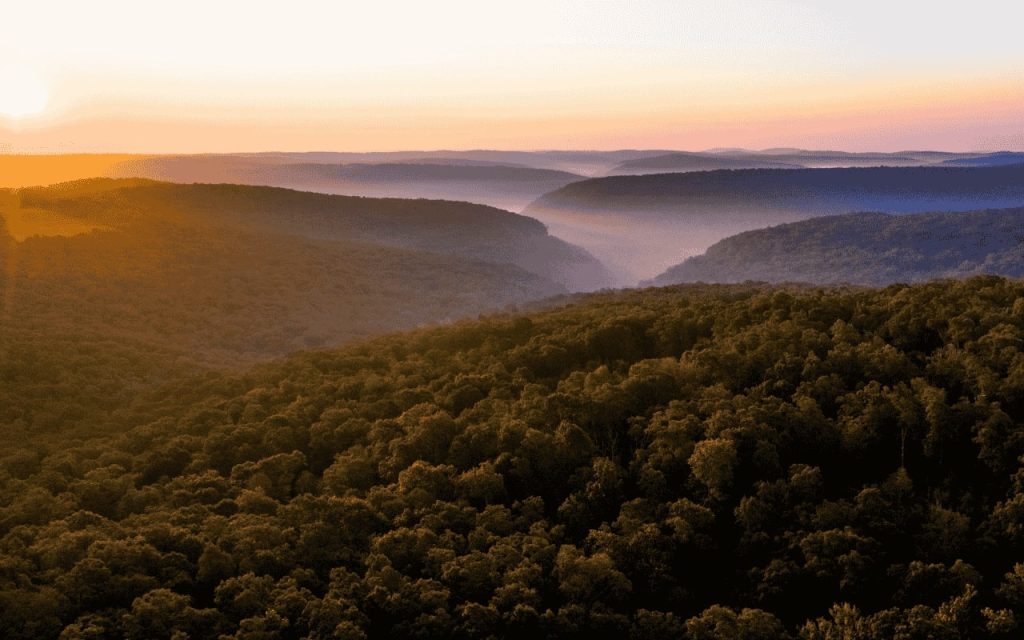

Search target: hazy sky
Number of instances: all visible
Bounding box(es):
[2,0,1023,152]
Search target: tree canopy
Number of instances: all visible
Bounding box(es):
[2,278,1023,638]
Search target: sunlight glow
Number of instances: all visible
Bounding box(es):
[2,1,1023,150]
[0,64,48,119]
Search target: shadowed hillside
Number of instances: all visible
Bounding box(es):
[523,165,1024,283]
[652,208,1024,286]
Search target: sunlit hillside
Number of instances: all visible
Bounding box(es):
[0,179,590,371]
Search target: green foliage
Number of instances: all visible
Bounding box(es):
[2,278,1024,638]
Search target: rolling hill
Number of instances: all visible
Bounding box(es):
[523,165,1024,283]
[712,149,965,167]
[0,179,609,369]
[937,151,1024,167]
[651,208,1024,286]
[107,156,590,212]
[606,149,1000,175]
[608,152,801,175]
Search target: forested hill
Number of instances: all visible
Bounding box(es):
[652,208,1024,286]
[521,165,1024,283]
[0,179,594,372]
[3,277,1024,638]
[528,165,1024,216]
[15,179,613,291]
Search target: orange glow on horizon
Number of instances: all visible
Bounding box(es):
[4,75,1022,155]
[2,2,1022,154]
[0,154,145,188]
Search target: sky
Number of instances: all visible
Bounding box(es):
[1,0,1023,153]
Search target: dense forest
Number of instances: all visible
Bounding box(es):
[653,208,1024,286]
[2,277,1023,638]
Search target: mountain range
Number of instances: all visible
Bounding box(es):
[107,157,588,212]
[523,165,1024,282]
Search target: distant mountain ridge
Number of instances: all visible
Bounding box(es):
[606,149,1013,174]
[523,165,1024,282]
[4,148,1017,190]
[651,207,1024,286]
[107,156,590,212]
[607,152,803,175]
[937,151,1024,167]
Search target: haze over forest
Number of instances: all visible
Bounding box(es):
[3,2,1024,639]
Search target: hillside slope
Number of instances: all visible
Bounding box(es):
[0,180,597,369]
[652,208,1024,286]
[523,165,1024,282]
[15,179,612,292]
[2,278,1024,638]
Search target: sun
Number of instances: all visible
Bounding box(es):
[0,64,49,119]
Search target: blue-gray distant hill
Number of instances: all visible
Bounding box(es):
[651,208,1024,286]
[604,149,973,175]
[523,165,1024,283]
[259,163,587,211]
[108,156,591,212]
[607,152,804,174]
[937,151,1024,167]
[725,149,967,167]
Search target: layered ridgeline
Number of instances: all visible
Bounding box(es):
[652,208,1024,286]
[607,152,805,175]
[4,149,1014,192]
[605,149,1016,176]
[110,151,1012,212]
[2,278,1024,639]
[0,151,672,190]
[0,179,609,369]
[108,156,589,213]
[523,165,1024,283]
